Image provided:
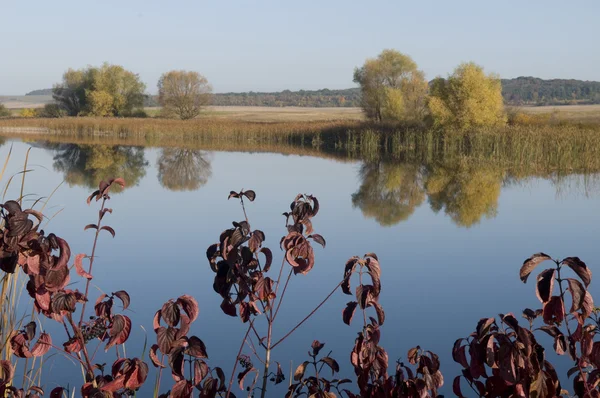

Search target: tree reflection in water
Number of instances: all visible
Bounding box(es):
[52,144,148,191]
[353,158,505,228]
[352,162,425,226]
[157,149,212,191]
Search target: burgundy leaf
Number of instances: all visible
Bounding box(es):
[520,253,552,283]
[106,314,131,349]
[30,332,52,357]
[319,357,340,375]
[562,257,592,287]
[100,226,116,238]
[186,336,208,358]
[171,379,194,398]
[536,269,555,304]
[566,278,586,313]
[342,301,358,326]
[243,190,256,201]
[0,360,14,382]
[113,290,130,310]
[220,299,237,317]
[176,295,199,323]
[161,301,181,327]
[84,224,98,231]
[149,344,165,368]
[543,296,565,325]
[238,367,259,391]
[308,234,326,248]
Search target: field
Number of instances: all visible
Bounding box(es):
[516,104,600,124]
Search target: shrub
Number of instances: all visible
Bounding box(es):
[0,104,10,117]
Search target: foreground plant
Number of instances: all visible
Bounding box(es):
[0,178,149,396]
[207,190,337,397]
[452,254,597,397]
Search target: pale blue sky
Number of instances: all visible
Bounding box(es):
[1,0,598,94]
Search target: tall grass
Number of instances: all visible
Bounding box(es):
[1,116,600,174]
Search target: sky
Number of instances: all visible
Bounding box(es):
[1,0,599,94]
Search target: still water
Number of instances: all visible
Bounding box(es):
[1,138,599,395]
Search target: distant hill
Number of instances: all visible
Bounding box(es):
[25,88,53,96]
[27,77,600,107]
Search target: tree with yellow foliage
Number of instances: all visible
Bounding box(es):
[428,62,506,130]
[353,50,428,123]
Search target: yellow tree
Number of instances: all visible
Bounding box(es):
[353,50,428,123]
[158,70,212,120]
[428,62,506,130]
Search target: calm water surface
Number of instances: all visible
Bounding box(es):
[1,138,599,395]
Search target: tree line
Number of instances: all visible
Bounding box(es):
[26,79,600,109]
[15,55,599,127]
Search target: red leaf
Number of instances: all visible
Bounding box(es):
[543,296,566,325]
[566,278,586,313]
[194,360,209,384]
[74,254,92,280]
[100,375,125,393]
[536,269,555,303]
[220,299,237,317]
[86,190,100,205]
[113,290,130,310]
[186,336,208,358]
[100,226,116,238]
[520,253,552,283]
[260,247,273,272]
[106,314,131,350]
[453,376,464,398]
[562,257,592,287]
[30,332,52,357]
[0,360,14,382]
[238,367,259,391]
[84,224,98,231]
[161,301,181,327]
[171,379,193,398]
[149,344,165,368]
[177,295,199,323]
[110,177,126,188]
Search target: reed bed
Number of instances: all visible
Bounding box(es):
[1,116,600,175]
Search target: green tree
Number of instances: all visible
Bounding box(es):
[158,70,212,120]
[353,50,428,122]
[157,149,212,191]
[52,63,146,117]
[428,62,506,130]
[52,68,88,116]
[0,104,11,118]
[352,162,425,226]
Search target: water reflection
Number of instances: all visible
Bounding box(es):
[351,162,425,226]
[157,149,212,191]
[25,140,600,228]
[425,160,504,227]
[51,144,148,190]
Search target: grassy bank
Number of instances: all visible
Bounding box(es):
[1,116,600,176]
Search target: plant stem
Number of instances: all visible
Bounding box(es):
[271,280,342,350]
[272,269,293,321]
[78,198,106,326]
[556,262,592,396]
[260,322,273,398]
[226,320,254,397]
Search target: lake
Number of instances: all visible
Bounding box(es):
[0,136,598,396]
